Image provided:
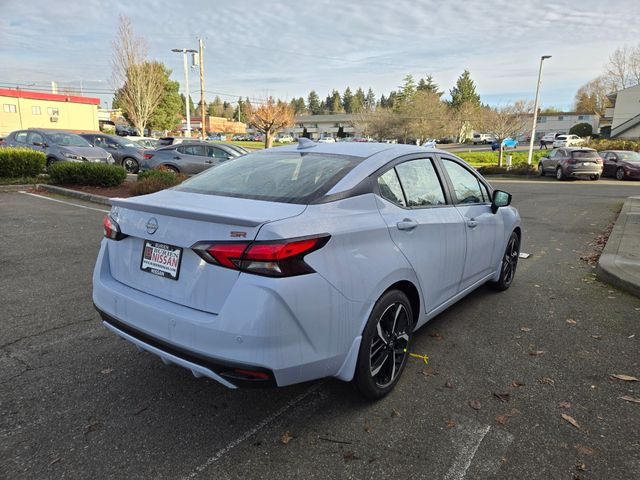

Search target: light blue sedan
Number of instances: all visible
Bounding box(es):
[492,138,519,151]
[94,140,521,398]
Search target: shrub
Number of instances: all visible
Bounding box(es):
[569,122,593,137]
[48,162,127,187]
[584,138,640,152]
[0,147,46,178]
[476,164,537,176]
[456,150,547,166]
[131,169,187,196]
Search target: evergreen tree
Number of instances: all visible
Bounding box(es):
[307,90,322,115]
[354,88,366,110]
[148,66,182,132]
[379,94,387,109]
[342,87,353,113]
[365,88,376,110]
[417,74,443,97]
[289,97,306,114]
[396,74,417,107]
[449,69,481,109]
[222,101,234,119]
[207,95,224,117]
[330,90,344,113]
[180,93,196,116]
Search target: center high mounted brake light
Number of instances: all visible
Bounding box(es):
[192,235,330,277]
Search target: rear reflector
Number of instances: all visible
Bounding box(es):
[143,153,154,159]
[193,235,330,277]
[233,369,270,380]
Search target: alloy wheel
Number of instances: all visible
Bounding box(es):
[370,303,410,388]
[616,168,625,180]
[123,158,139,173]
[501,235,519,286]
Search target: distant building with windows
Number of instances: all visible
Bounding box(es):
[0,88,100,136]
[600,84,640,139]
[535,111,600,138]
[286,114,358,140]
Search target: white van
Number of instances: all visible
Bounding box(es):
[472,133,496,144]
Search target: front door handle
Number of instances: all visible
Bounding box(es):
[173,156,181,160]
[205,160,214,164]
[396,218,418,231]
[466,218,478,228]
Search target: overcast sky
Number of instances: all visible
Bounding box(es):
[1,0,638,110]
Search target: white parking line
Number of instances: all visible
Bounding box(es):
[19,191,110,213]
[443,424,491,480]
[182,381,324,479]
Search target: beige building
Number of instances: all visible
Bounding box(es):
[602,84,640,139]
[0,88,100,136]
[535,111,600,138]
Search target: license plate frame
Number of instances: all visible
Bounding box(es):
[140,240,183,281]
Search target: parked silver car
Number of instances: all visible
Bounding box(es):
[141,142,241,174]
[3,129,113,167]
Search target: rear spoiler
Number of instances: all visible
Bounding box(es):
[110,197,264,227]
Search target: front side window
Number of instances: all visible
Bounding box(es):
[178,145,204,156]
[27,132,44,145]
[208,146,232,159]
[3,104,17,113]
[377,169,406,207]
[441,159,485,205]
[395,159,445,207]
[15,131,27,143]
[177,151,361,204]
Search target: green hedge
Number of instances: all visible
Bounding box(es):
[456,150,547,166]
[48,162,127,187]
[132,169,187,196]
[0,147,46,178]
[585,139,640,152]
[476,164,537,176]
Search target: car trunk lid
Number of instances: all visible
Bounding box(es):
[106,190,306,314]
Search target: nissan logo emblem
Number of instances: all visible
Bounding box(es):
[146,217,158,234]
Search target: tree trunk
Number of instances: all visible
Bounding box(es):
[498,144,504,167]
[265,131,273,149]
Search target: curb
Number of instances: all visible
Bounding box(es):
[36,184,112,206]
[0,184,35,192]
[596,195,640,298]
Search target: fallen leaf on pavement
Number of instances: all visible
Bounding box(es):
[609,374,638,382]
[343,451,360,461]
[391,408,402,418]
[428,332,444,341]
[566,319,577,326]
[444,379,455,389]
[520,327,531,332]
[493,392,510,403]
[558,401,572,408]
[495,415,508,425]
[364,419,373,433]
[100,368,113,375]
[510,381,525,388]
[620,395,640,404]
[468,400,481,411]
[280,431,294,445]
[576,463,587,472]
[529,350,545,356]
[446,419,457,429]
[575,445,596,456]
[561,413,580,429]
[421,367,439,377]
[538,377,555,385]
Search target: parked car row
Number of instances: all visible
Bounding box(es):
[537,147,640,181]
[540,132,585,149]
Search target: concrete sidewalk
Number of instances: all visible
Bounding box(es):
[597,195,640,297]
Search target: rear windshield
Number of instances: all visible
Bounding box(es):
[572,150,598,159]
[176,151,361,204]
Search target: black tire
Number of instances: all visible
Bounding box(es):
[590,174,600,181]
[46,157,55,169]
[122,157,139,174]
[556,167,565,181]
[355,290,414,400]
[616,168,625,180]
[490,231,520,291]
[538,163,545,176]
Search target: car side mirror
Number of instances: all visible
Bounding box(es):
[491,190,512,214]
[610,156,618,161]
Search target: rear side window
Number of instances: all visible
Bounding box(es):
[178,145,204,156]
[15,131,27,143]
[377,169,406,207]
[572,150,598,159]
[177,151,361,204]
[441,159,485,205]
[395,159,445,207]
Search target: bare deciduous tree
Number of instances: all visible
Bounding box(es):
[480,101,533,166]
[112,16,165,135]
[406,91,451,144]
[574,76,611,115]
[247,97,294,148]
[605,44,640,91]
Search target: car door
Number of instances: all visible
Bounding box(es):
[545,149,563,172]
[26,131,46,154]
[602,152,616,177]
[439,157,501,290]
[205,146,234,170]
[375,156,466,315]
[175,145,206,174]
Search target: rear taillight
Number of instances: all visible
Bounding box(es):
[143,153,154,159]
[567,158,577,165]
[597,156,604,164]
[193,235,330,277]
[102,215,127,240]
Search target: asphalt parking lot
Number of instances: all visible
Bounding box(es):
[1,179,639,480]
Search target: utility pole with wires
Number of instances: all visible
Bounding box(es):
[198,38,206,140]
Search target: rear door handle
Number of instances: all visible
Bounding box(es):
[396,218,418,231]
[466,218,478,228]
[173,156,181,160]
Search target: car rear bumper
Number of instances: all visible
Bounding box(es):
[565,165,602,177]
[92,242,363,388]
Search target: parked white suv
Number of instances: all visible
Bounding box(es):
[277,134,294,143]
[553,134,585,148]
[472,133,496,144]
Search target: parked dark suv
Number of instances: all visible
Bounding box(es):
[3,129,113,167]
[537,147,603,181]
[80,133,144,173]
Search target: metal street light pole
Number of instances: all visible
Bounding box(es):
[527,55,552,165]
[172,48,197,138]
